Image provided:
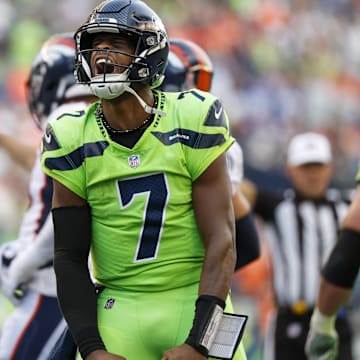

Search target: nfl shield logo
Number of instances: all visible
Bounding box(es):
[128,154,140,168]
[104,298,116,309]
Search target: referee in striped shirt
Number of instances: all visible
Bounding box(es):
[242,132,353,360]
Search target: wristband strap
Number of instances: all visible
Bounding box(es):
[185,295,225,357]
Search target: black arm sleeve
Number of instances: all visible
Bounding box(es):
[322,229,360,288]
[234,213,260,271]
[52,206,106,358]
[254,189,282,221]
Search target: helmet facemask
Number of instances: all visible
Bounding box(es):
[79,33,137,99]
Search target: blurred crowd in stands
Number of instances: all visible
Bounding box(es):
[162,0,360,189]
[1,1,360,357]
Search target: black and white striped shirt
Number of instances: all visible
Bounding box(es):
[254,188,352,308]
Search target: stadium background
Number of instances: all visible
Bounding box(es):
[1,0,360,359]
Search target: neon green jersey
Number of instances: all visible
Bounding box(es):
[41,90,234,292]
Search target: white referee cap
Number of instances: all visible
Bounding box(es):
[287,132,332,166]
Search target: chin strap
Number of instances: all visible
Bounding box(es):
[90,72,167,117]
[124,86,166,117]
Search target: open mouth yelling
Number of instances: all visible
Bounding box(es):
[95,58,115,75]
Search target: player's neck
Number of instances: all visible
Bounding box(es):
[101,89,155,132]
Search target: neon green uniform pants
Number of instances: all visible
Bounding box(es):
[77,282,247,359]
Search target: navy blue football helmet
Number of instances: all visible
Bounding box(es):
[74,0,169,98]
[160,38,213,92]
[26,33,91,130]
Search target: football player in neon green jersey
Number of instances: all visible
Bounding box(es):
[41,1,247,359]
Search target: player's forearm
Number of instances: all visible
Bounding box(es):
[199,229,236,299]
[55,256,103,357]
[0,133,37,171]
[341,184,360,232]
[321,229,360,288]
[185,227,234,357]
[199,261,235,300]
[232,188,250,219]
[317,277,352,316]
[8,214,54,285]
[192,154,236,299]
[27,214,54,264]
[53,205,105,358]
[239,179,258,209]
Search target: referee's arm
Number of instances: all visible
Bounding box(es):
[306,186,360,360]
[318,184,360,315]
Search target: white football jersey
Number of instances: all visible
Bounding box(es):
[226,141,244,195]
[9,101,91,296]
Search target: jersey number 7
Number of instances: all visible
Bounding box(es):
[116,173,169,262]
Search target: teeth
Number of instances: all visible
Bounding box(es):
[96,58,109,65]
[95,57,115,74]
